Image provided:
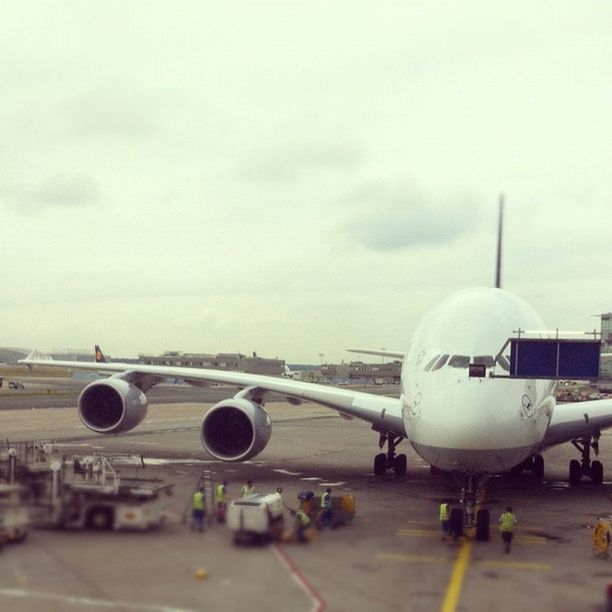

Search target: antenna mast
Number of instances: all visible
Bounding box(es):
[495,194,504,289]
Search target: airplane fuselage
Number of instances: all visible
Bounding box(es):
[400,287,556,473]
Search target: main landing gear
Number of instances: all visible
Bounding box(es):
[373,433,407,477]
[569,432,603,485]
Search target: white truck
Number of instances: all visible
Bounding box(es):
[0,484,29,547]
[227,492,285,544]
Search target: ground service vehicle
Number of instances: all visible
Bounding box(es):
[227,492,284,544]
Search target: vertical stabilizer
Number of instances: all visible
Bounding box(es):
[94,345,106,363]
[495,194,504,289]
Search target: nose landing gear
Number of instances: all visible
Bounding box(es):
[448,474,490,542]
[373,432,407,477]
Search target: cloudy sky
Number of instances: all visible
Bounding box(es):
[1,1,611,363]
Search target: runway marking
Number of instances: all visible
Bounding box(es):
[377,553,549,571]
[441,539,471,612]
[271,544,326,612]
[0,588,194,612]
[378,552,449,564]
[480,560,550,570]
[273,469,303,476]
[397,529,547,545]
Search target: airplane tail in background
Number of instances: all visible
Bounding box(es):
[94,345,106,363]
[495,194,504,289]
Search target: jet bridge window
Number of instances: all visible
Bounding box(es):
[431,354,450,371]
[448,355,470,368]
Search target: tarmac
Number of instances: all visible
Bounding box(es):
[2,387,612,611]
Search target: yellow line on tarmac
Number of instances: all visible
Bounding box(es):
[377,552,449,564]
[440,540,472,612]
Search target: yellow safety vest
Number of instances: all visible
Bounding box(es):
[241,485,254,497]
[296,511,311,527]
[499,512,516,532]
[439,503,449,521]
[192,491,205,510]
[215,484,226,503]
[321,492,331,509]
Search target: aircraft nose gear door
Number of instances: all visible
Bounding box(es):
[373,432,407,477]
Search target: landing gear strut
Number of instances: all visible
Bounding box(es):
[373,433,407,477]
[448,474,490,542]
[569,432,603,485]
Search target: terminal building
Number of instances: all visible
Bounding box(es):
[321,360,401,384]
[138,351,285,376]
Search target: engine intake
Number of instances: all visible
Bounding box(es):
[201,398,271,461]
[78,378,148,434]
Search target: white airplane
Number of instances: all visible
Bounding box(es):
[19,203,612,538]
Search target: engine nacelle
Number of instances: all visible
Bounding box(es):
[78,378,148,434]
[201,398,272,462]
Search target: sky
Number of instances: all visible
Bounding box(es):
[1,1,611,363]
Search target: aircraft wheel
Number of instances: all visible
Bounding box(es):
[533,454,544,479]
[569,459,581,485]
[449,508,464,539]
[87,507,113,530]
[374,453,386,476]
[475,509,490,541]
[393,454,407,477]
[591,460,604,485]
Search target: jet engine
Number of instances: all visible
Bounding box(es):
[200,398,272,461]
[78,378,148,434]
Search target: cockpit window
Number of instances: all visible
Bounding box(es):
[497,354,511,372]
[424,355,439,371]
[448,355,470,368]
[431,354,449,371]
[473,355,495,368]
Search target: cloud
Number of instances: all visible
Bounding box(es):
[237,138,363,183]
[340,181,483,252]
[0,172,101,211]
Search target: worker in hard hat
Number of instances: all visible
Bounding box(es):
[215,481,228,523]
[499,505,517,553]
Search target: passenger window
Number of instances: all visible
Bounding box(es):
[431,354,449,371]
[424,355,440,371]
[448,355,470,368]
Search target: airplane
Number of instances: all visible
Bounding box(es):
[19,201,612,539]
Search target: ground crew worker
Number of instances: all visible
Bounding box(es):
[499,505,517,553]
[215,481,228,523]
[318,487,333,529]
[241,479,254,498]
[191,488,206,532]
[439,499,450,540]
[291,509,312,543]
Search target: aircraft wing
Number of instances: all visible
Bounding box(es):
[19,355,405,436]
[346,348,405,359]
[542,399,612,447]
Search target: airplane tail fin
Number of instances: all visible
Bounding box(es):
[495,194,504,289]
[94,345,106,363]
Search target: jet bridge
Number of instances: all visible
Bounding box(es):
[477,330,602,379]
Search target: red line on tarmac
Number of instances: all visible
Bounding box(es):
[271,543,326,612]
